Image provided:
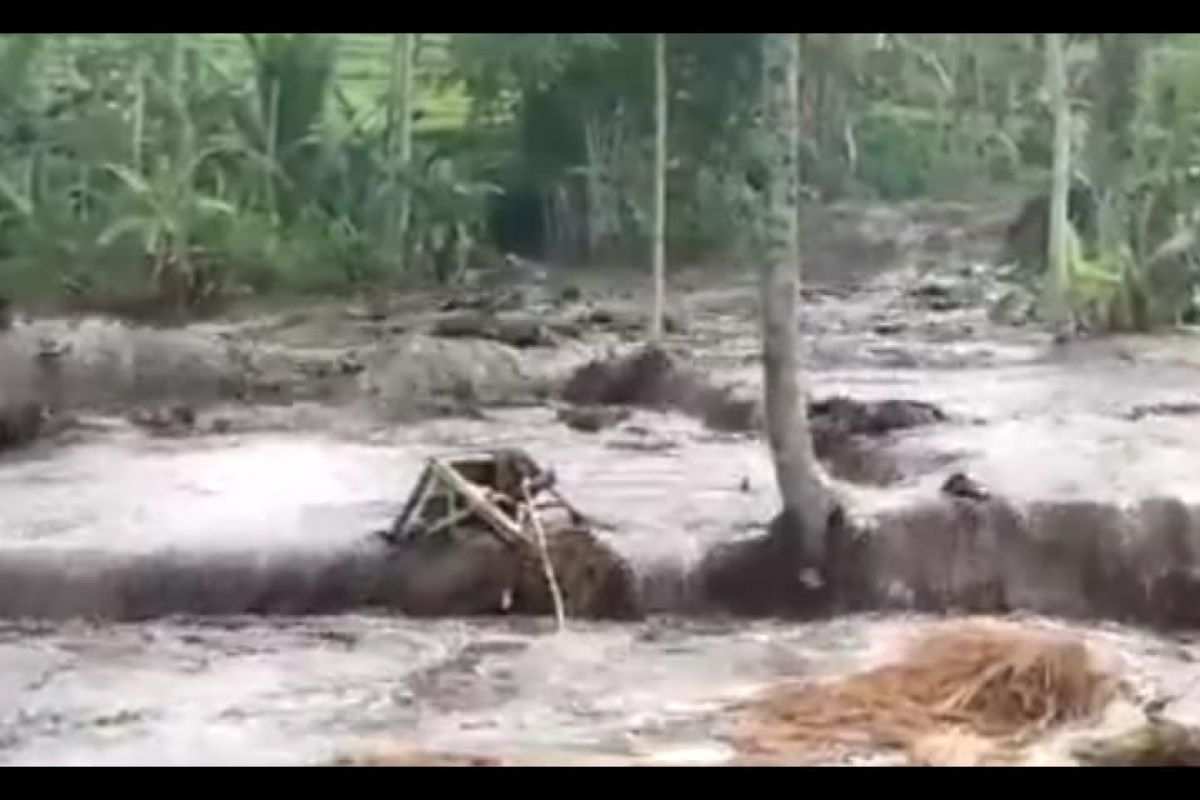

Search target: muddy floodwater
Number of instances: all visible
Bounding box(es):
[0,423,848,765]
[4,203,1200,765]
[2,415,1200,765]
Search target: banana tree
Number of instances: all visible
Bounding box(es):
[399,155,501,284]
[0,150,102,275]
[96,150,236,309]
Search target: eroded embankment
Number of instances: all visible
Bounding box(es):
[562,346,1200,629]
[0,515,641,624]
[1,343,1197,633]
[697,495,1200,629]
[561,344,945,486]
[0,316,593,450]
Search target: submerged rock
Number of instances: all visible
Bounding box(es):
[988,285,1040,326]
[556,404,631,433]
[0,403,46,452]
[561,345,947,484]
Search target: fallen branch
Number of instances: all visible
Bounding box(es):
[389,463,434,540]
[428,458,529,548]
[420,506,478,538]
[521,479,567,633]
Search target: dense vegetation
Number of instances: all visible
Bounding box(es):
[0,34,1198,330]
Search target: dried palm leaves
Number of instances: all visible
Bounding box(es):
[733,621,1124,766]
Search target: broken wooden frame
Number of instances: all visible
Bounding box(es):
[388,449,585,551]
[386,448,580,629]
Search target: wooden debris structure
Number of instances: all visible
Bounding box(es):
[381,449,641,622]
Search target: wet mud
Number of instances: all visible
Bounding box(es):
[561,344,946,484]
[0,533,635,624]
[699,495,1200,630]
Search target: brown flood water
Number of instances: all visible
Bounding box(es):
[0,414,1199,766]
[5,252,1200,764]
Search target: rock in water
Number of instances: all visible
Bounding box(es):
[908,277,975,312]
[129,404,198,436]
[941,471,990,501]
[0,404,46,451]
[556,404,631,433]
[1073,718,1200,766]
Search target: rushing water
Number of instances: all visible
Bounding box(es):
[6,258,1200,764]
[1,420,1198,765]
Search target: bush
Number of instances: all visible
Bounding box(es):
[856,103,940,200]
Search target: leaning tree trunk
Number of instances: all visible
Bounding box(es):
[758,33,838,568]
[1045,32,1071,330]
[650,33,668,341]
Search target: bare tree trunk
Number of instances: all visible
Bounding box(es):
[1045,32,1071,330]
[131,56,146,175]
[265,78,280,219]
[582,117,604,262]
[650,33,668,341]
[758,33,838,568]
[388,33,416,267]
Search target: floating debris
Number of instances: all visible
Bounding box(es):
[731,621,1123,766]
[941,471,990,501]
[1125,401,1200,421]
[379,449,641,622]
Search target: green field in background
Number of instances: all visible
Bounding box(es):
[38,33,473,135]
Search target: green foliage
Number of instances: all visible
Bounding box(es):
[0,35,46,111]
[242,34,338,223]
[403,155,501,283]
[0,151,109,273]
[6,32,1200,317]
[1056,225,1138,331]
[856,103,940,198]
[1070,34,1200,332]
[97,155,236,283]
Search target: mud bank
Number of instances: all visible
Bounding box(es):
[5,343,1200,633]
[698,495,1200,629]
[0,319,244,412]
[561,345,945,484]
[5,487,1197,634]
[0,529,637,623]
[0,318,593,450]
